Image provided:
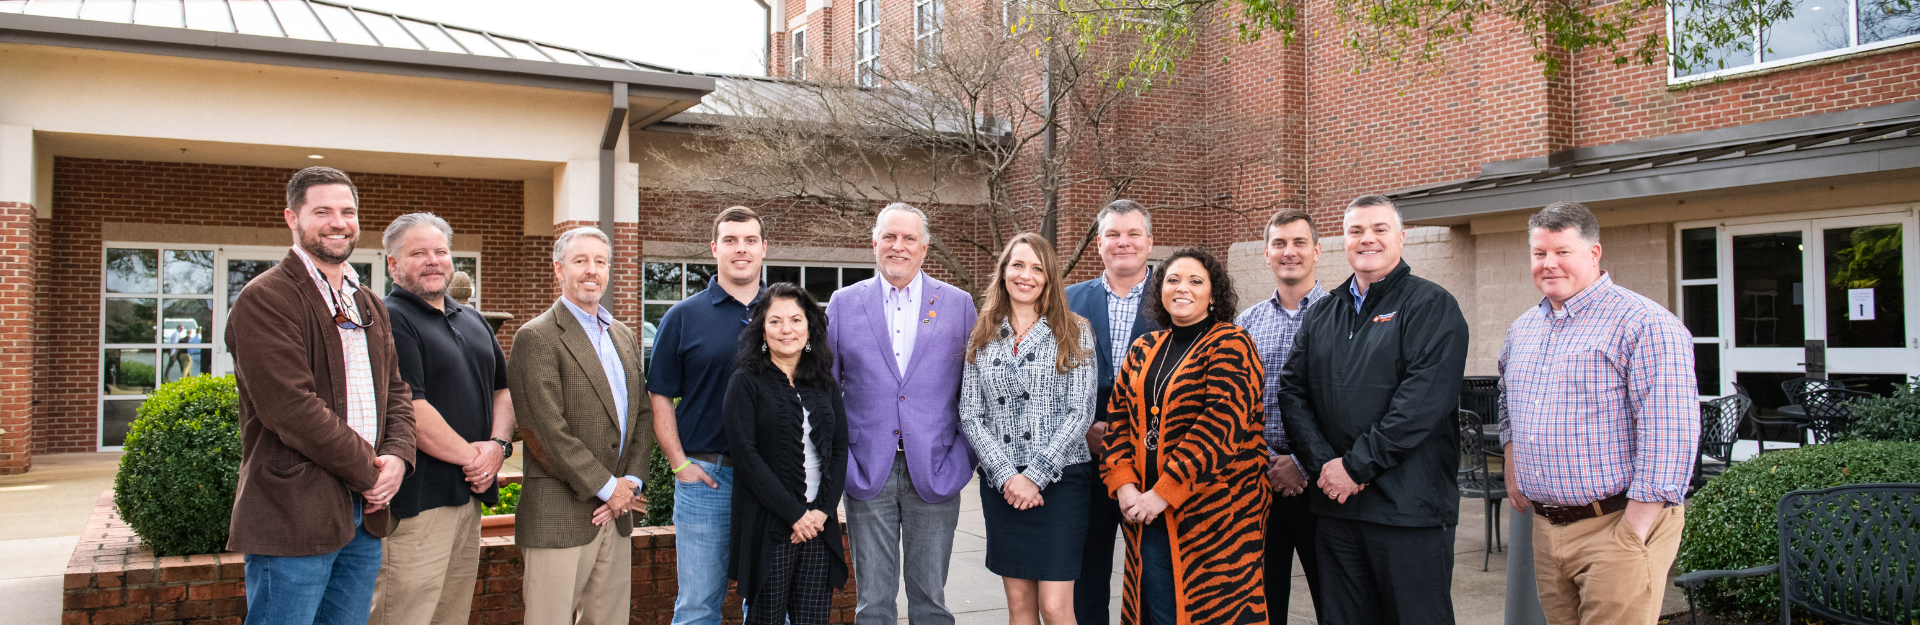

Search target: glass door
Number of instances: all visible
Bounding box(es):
[1810,214,1917,393]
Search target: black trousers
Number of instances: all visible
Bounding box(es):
[1073,465,1124,625]
[747,536,832,625]
[1315,515,1456,625]
[1266,491,1324,624]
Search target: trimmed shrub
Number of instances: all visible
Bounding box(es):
[642,444,674,527]
[483,481,520,516]
[112,375,241,556]
[1675,440,1920,617]
[1839,375,1920,443]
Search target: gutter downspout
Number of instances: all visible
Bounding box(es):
[600,81,629,311]
[753,0,773,76]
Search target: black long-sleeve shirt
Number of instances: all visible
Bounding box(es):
[1275,260,1470,528]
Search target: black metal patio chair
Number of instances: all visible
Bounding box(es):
[1455,408,1506,571]
[1800,388,1872,444]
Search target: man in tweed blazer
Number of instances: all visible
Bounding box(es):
[508,227,654,625]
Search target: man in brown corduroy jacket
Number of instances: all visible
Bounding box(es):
[225,166,417,625]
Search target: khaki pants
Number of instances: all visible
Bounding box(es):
[521,521,631,625]
[1533,505,1685,625]
[370,500,483,625]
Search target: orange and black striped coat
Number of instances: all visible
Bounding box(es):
[1102,322,1270,625]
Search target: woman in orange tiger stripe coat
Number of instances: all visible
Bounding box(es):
[1103,247,1270,625]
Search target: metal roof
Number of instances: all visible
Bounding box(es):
[1,0,688,73]
[0,0,715,99]
[1391,99,1920,223]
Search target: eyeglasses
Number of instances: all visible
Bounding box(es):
[325,282,376,331]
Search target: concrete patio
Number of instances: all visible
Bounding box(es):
[1,453,1687,624]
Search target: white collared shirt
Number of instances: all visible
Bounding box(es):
[883,272,925,374]
[290,246,377,449]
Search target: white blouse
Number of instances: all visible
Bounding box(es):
[799,394,821,502]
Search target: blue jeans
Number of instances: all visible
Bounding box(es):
[243,502,383,625]
[672,457,738,625]
[1140,522,1177,625]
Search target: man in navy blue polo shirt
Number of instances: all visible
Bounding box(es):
[648,206,766,625]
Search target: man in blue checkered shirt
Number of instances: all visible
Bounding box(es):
[1499,201,1699,625]
[1234,208,1330,623]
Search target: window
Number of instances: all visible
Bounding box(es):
[855,0,880,87]
[791,29,808,80]
[915,0,943,68]
[640,260,875,361]
[97,244,478,450]
[1003,0,1027,30]
[1671,0,1920,80]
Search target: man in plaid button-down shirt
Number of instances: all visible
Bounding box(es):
[1234,208,1330,622]
[1498,202,1699,625]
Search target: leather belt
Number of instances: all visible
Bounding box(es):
[686,453,734,468]
[1531,493,1629,526]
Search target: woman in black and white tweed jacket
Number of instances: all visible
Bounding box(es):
[960,232,1098,625]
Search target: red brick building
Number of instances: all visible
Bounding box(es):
[767,0,1920,418]
[2,0,1916,472]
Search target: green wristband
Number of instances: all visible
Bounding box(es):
[670,459,692,474]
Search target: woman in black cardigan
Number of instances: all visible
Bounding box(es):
[725,282,849,625]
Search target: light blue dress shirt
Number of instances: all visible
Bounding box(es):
[558,297,644,501]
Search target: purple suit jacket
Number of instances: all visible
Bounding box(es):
[827,273,979,503]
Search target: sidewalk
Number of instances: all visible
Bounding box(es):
[0,453,124,625]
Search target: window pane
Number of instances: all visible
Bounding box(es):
[686,264,717,295]
[1683,285,1719,337]
[1672,3,1756,76]
[1732,232,1806,348]
[805,267,838,303]
[101,400,141,447]
[350,263,373,290]
[842,266,874,286]
[1860,0,1920,43]
[162,299,213,344]
[644,262,683,301]
[105,248,158,294]
[1761,0,1850,61]
[104,298,158,344]
[1823,224,1904,348]
[163,250,214,294]
[1694,344,1722,396]
[162,347,213,383]
[103,348,157,395]
[767,265,801,286]
[642,303,670,365]
[1681,227,1717,280]
[226,259,278,307]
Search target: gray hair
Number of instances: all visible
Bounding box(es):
[871,203,931,242]
[1529,201,1601,245]
[381,212,453,257]
[1094,199,1153,236]
[1343,194,1404,231]
[552,226,612,263]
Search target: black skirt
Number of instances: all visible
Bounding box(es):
[980,461,1093,581]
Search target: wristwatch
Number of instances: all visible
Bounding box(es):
[491,438,513,459]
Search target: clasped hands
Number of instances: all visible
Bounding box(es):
[1114,484,1169,525]
[592,477,647,526]
[1002,475,1045,511]
[790,509,829,544]
[361,454,406,513]
[1317,457,1366,503]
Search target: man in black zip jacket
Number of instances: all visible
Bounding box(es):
[1275,194,1469,625]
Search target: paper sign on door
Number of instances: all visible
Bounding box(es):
[1848,288,1876,321]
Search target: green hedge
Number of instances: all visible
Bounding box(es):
[1839,375,1920,443]
[1675,440,1920,617]
[642,444,674,527]
[112,375,241,556]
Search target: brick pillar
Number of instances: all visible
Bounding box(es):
[0,201,36,475]
[1475,22,1573,164]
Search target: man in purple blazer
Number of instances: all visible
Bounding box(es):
[826,203,979,625]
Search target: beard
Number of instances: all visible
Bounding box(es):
[297,223,358,265]
[395,272,448,301]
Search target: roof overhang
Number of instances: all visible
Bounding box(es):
[0,11,714,118]
[1391,99,1920,225]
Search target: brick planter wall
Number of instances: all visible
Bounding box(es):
[64,491,857,625]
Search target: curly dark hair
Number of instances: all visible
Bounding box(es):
[1146,247,1239,328]
[733,283,835,387]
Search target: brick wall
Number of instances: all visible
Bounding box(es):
[0,201,36,474]
[40,158,547,453]
[63,491,857,625]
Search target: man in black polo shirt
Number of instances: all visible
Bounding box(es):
[648,206,766,625]
[370,213,515,625]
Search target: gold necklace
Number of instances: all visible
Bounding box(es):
[1144,334,1199,451]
